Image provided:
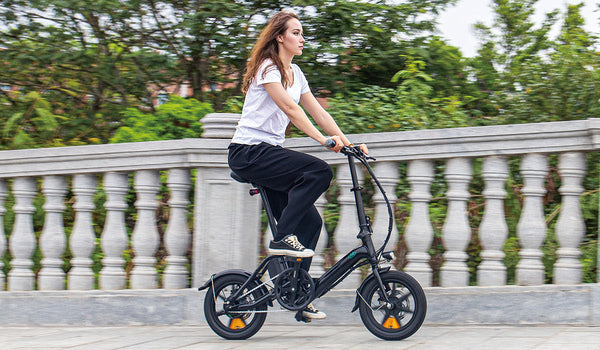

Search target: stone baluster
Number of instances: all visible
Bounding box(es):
[8,177,37,291]
[130,170,160,289]
[441,158,472,287]
[404,160,434,287]
[39,176,68,290]
[478,156,509,286]
[333,164,363,288]
[516,154,548,285]
[372,161,399,261]
[310,194,328,277]
[99,172,129,290]
[0,180,7,290]
[554,152,586,284]
[68,174,97,290]
[163,169,191,289]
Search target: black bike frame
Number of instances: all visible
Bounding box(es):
[224,146,392,310]
[313,149,386,299]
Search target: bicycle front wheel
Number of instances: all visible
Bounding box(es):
[358,270,426,340]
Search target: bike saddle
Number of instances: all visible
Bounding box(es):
[230,171,250,184]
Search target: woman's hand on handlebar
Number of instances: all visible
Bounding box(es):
[323,135,344,153]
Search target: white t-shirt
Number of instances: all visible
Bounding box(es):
[231,59,310,146]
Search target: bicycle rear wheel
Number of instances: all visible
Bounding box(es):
[203,274,267,340]
[358,270,426,340]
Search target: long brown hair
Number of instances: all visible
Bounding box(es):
[242,11,300,93]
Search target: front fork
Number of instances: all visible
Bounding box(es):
[359,228,392,306]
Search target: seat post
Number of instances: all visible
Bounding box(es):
[256,186,278,239]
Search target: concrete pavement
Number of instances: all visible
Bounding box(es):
[0,324,598,350]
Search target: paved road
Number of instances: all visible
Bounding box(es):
[0,324,598,350]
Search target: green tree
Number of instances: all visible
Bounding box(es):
[295,0,459,94]
[0,0,179,145]
[1,91,68,149]
[470,1,599,124]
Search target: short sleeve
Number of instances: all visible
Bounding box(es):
[256,61,281,86]
[299,69,310,94]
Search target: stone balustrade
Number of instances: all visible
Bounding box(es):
[0,115,599,293]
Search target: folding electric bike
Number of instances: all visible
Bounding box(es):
[198,144,427,340]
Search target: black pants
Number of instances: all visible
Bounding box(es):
[228,142,333,271]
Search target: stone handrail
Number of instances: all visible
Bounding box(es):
[0,115,598,292]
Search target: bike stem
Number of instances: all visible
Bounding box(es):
[346,152,371,240]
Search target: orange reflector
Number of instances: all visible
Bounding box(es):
[228,318,246,329]
[382,316,400,329]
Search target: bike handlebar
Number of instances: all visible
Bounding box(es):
[324,138,337,148]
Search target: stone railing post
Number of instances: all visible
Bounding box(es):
[372,162,399,259]
[39,175,67,290]
[8,177,37,291]
[441,158,472,287]
[478,156,509,286]
[404,160,434,287]
[333,164,363,288]
[554,152,586,284]
[516,154,548,285]
[0,180,7,290]
[163,168,191,289]
[68,174,97,290]
[130,170,160,289]
[193,113,261,287]
[99,172,129,290]
[193,167,261,285]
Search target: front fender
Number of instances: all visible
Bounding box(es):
[351,266,391,312]
[197,269,251,291]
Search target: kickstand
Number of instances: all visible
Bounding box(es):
[294,310,311,323]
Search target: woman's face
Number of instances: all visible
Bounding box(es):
[278,18,305,56]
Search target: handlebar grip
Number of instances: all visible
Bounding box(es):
[324,138,336,148]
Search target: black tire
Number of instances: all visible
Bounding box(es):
[203,274,267,340]
[358,270,427,340]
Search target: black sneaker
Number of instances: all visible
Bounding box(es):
[302,303,326,319]
[268,234,314,258]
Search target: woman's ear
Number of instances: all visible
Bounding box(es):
[276,34,283,43]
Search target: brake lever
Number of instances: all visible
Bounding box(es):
[351,146,376,161]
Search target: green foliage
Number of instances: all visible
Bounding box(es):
[110,96,212,143]
[295,0,459,94]
[468,1,600,125]
[1,92,68,149]
[322,57,470,136]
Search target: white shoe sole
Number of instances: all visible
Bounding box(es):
[302,311,327,319]
[267,248,315,258]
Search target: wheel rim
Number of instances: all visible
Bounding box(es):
[211,282,260,331]
[367,280,417,331]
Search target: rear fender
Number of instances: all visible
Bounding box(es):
[197,269,250,291]
[197,269,273,307]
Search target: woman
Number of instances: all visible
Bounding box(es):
[228,11,353,319]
